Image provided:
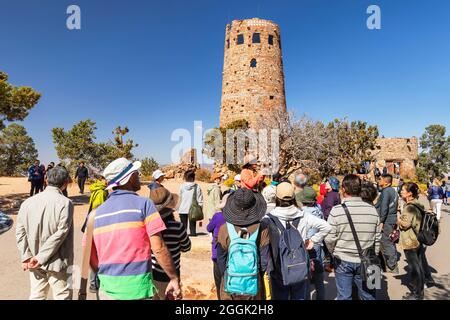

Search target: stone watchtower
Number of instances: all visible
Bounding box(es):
[219,18,287,128]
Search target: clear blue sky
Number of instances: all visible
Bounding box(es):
[1,0,449,165]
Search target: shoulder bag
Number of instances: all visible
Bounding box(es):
[341,203,381,282]
[188,184,204,222]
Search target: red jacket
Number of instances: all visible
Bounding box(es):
[317,183,327,205]
[240,168,264,190]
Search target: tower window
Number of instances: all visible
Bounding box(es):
[250,59,257,68]
[237,34,244,45]
[268,35,274,45]
[270,96,274,100]
[226,39,230,48]
[252,33,261,43]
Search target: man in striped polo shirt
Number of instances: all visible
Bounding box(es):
[325,174,382,300]
[90,158,181,300]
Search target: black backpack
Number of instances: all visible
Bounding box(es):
[409,204,440,246]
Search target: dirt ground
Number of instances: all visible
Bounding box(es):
[1,177,450,300]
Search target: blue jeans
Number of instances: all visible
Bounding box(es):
[270,277,310,300]
[334,258,376,300]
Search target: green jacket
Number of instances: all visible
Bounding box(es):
[89,180,108,211]
[398,200,423,250]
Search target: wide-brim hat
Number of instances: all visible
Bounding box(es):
[211,172,224,182]
[149,187,179,214]
[103,158,142,190]
[222,188,267,226]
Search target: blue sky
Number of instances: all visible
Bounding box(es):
[1,0,449,165]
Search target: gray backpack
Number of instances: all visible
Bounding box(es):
[267,214,309,286]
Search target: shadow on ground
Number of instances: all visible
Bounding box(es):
[425,273,450,300]
[69,194,90,206]
[0,192,91,214]
[0,193,29,215]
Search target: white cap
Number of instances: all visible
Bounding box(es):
[234,174,241,182]
[152,169,165,180]
[103,158,142,190]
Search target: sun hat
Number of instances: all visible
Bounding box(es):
[234,174,241,182]
[152,169,165,180]
[211,172,224,182]
[149,187,179,217]
[222,188,267,226]
[297,186,317,204]
[262,185,277,204]
[276,182,295,201]
[103,158,142,190]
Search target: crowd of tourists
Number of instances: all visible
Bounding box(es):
[27,160,89,197]
[0,156,446,300]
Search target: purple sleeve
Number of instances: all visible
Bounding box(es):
[207,214,217,233]
[322,195,332,219]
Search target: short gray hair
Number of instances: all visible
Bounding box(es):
[294,174,308,188]
[47,167,70,188]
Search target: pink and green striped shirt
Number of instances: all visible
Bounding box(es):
[91,190,166,300]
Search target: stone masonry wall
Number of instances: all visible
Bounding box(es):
[219,18,287,129]
[372,137,419,180]
[374,137,418,161]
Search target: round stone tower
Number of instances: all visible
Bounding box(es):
[219,18,287,128]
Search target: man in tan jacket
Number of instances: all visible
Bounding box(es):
[16,166,73,300]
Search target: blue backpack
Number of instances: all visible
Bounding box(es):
[267,214,309,286]
[224,222,259,296]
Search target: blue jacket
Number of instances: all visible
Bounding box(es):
[28,165,42,181]
[428,185,444,200]
[303,205,324,240]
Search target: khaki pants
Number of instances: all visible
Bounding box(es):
[29,269,72,300]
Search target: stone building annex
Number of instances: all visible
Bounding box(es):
[218,18,418,179]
